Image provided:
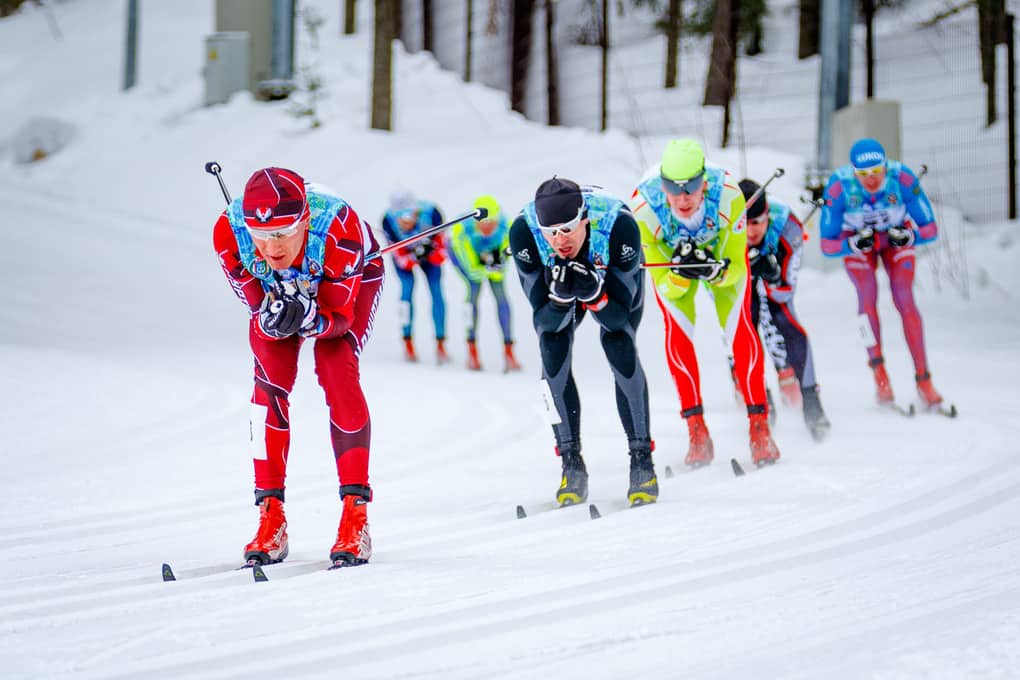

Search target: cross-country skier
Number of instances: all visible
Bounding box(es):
[510,177,657,507]
[820,138,945,410]
[213,167,381,568]
[629,138,781,468]
[381,187,449,364]
[447,195,521,372]
[738,178,831,441]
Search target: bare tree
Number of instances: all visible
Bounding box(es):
[465,0,474,81]
[704,0,736,107]
[371,0,395,130]
[423,0,434,52]
[798,0,819,59]
[511,0,536,115]
[344,0,356,34]
[664,0,681,88]
[545,0,560,124]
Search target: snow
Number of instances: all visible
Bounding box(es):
[1,1,1019,678]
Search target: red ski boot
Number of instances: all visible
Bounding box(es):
[915,371,943,409]
[777,366,802,409]
[684,413,715,467]
[466,340,482,371]
[243,496,289,565]
[436,338,451,365]
[330,493,372,567]
[870,358,895,405]
[503,341,522,373]
[403,337,418,363]
[749,413,781,466]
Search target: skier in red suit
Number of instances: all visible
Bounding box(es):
[213,167,383,568]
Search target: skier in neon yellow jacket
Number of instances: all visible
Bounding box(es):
[447,195,521,372]
[629,138,780,468]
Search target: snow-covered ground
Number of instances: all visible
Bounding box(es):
[2,2,1019,678]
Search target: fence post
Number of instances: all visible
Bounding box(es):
[122,0,138,91]
[1007,14,1017,219]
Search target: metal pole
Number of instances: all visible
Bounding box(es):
[271,0,295,82]
[863,0,875,98]
[816,0,851,170]
[465,0,473,82]
[1007,14,1017,219]
[122,0,138,91]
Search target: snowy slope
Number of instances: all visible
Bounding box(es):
[1,2,1020,678]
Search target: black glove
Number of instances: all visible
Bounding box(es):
[670,241,729,281]
[849,227,875,254]
[545,259,577,305]
[887,225,915,248]
[749,247,782,284]
[258,292,307,339]
[479,248,503,270]
[413,237,434,261]
[566,260,605,303]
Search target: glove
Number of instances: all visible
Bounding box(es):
[413,238,434,261]
[849,227,875,254]
[566,260,604,303]
[479,248,503,271]
[887,225,915,248]
[545,259,576,305]
[258,292,306,339]
[670,241,729,281]
[749,247,782,284]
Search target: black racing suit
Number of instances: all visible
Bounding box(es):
[509,212,650,455]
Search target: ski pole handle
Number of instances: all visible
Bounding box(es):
[205,161,233,205]
[366,207,487,263]
[740,167,784,222]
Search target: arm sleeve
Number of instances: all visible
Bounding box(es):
[897,166,938,245]
[708,183,749,289]
[766,215,803,304]
[213,213,265,315]
[382,214,417,271]
[508,216,574,333]
[590,212,644,330]
[450,229,487,282]
[820,174,853,257]
[313,209,367,339]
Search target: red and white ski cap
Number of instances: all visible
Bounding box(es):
[242,167,308,229]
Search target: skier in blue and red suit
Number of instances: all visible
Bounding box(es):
[381,187,449,363]
[820,138,944,409]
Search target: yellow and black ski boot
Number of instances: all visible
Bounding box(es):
[556,444,588,507]
[627,441,658,507]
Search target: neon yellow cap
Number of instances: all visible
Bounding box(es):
[661,139,705,181]
[473,194,500,221]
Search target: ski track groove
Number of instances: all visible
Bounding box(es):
[6,455,1018,675]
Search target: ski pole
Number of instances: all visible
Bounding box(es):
[737,167,784,225]
[366,207,488,263]
[205,161,232,205]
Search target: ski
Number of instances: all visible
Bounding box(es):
[662,462,712,479]
[730,458,778,477]
[515,500,630,519]
[924,403,958,418]
[880,402,915,418]
[161,560,259,582]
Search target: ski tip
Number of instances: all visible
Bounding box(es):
[589,503,602,520]
[252,564,268,582]
[161,563,176,582]
[946,404,958,418]
[515,504,527,519]
[730,458,746,477]
[664,465,674,479]
[907,403,917,417]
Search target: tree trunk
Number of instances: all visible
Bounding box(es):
[344,0,356,34]
[704,0,735,107]
[511,0,535,115]
[545,0,560,125]
[978,0,1006,125]
[371,0,394,130]
[600,0,609,130]
[422,0,434,52]
[798,0,819,59]
[863,0,874,97]
[664,0,681,88]
[394,0,403,43]
[465,0,473,81]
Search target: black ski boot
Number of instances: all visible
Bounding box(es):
[627,440,658,506]
[802,385,831,442]
[556,443,588,507]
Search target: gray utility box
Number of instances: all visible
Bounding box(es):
[215,0,294,100]
[205,32,250,106]
[832,99,902,169]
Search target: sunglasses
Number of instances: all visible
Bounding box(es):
[661,171,706,195]
[246,214,307,241]
[853,165,885,177]
[537,207,584,237]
